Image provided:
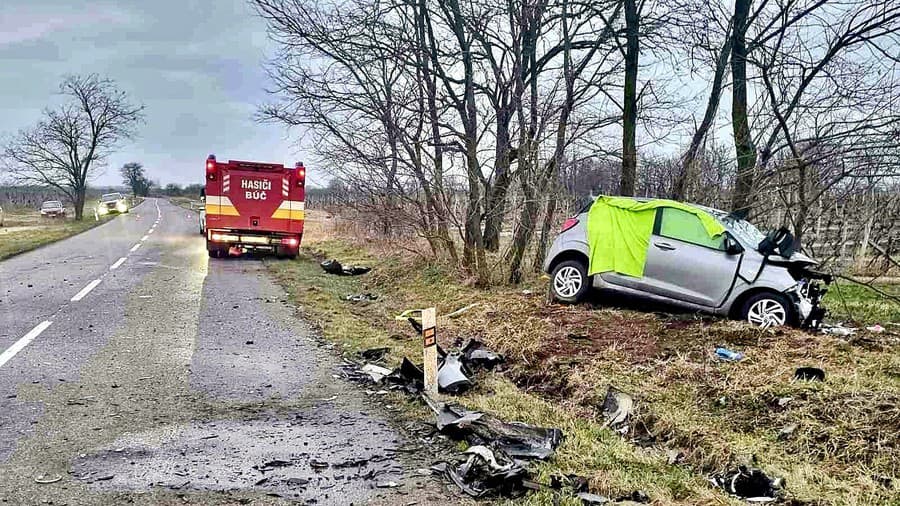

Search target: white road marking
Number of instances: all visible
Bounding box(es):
[130,243,141,253]
[71,279,102,302]
[141,235,149,241]
[110,257,127,270]
[148,229,154,234]
[0,321,52,369]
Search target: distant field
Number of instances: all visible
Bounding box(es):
[0,206,113,260]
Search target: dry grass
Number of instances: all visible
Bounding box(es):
[265,211,900,506]
[0,208,113,260]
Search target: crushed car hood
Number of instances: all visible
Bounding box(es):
[767,251,817,266]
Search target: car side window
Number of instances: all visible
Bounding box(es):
[656,208,725,250]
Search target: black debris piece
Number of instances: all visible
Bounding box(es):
[794,367,825,382]
[711,466,783,502]
[320,259,343,274]
[436,445,530,498]
[320,259,371,276]
[437,354,473,394]
[549,473,589,492]
[577,492,609,504]
[461,340,505,370]
[424,396,563,460]
[601,386,634,434]
[360,347,390,362]
[407,317,423,334]
[615,490,650,503]
[381,358,424,394]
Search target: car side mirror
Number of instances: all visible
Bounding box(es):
[724,235,744,255]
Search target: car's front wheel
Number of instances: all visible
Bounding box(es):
[741,292,796,328]
[550,259,590,303]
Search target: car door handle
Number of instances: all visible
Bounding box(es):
[654,241,676,251]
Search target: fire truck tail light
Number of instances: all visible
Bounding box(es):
[281,237,299,247]
[295,162,306,187]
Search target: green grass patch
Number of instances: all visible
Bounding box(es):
[825,282,900,324]
[0,215,113,260]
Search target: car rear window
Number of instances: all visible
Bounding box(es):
[656,207,725,250]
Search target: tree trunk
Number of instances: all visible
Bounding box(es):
[730,0,757,214]
[532,190,558,272]
[74,187,86,220]
[619,0,639,197]
[672,35,732,201]
[483,112,513,252]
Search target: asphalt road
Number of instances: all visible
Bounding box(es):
[0,199,452,505]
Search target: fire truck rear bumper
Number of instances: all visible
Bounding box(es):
[207,230,300,251]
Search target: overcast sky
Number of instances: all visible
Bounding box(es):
[0,0,311,188]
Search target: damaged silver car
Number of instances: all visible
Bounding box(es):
[543,199,831,328]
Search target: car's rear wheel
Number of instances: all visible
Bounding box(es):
[550,259,590,304]
[741,292,796,328]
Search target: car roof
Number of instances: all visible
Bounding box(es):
[583,196,728,217]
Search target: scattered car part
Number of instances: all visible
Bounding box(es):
[577,492,610,504]
[320,259,370,276]
[821,323,856,336]
[361,364,393,383]
[345,293,378,302]
[423,396,563,460]
[446,303,479,318]
[437,354,473,394]
[711,466,783,502]
[794,367,825,382]
[601,386,634,433]
[461,340,504,370]
[715,347,744,362]
[435,445,529,498]
[360,347,389,361]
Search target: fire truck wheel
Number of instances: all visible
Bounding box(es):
[208,248,224,259]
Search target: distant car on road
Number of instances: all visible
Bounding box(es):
[97,192,129,215]
[40,200,66,218]
[543,197,831,328]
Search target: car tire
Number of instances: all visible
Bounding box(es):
[740,292,797,328]
[550,259,590,304]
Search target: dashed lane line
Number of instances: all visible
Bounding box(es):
[0,321,52,369]
[110,257,127,270]
[70,279,102,302]
[130,243,141,253]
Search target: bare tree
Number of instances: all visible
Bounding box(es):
[2,75,144,219]
[120,162,152,197]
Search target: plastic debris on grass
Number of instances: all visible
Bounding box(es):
[601,386,634,434]
[710,466,783,503]
[320,259,371,276]
[345,293,378,302]
[794,366,825,382]
[715,346,744,361]
[425,395,564,498]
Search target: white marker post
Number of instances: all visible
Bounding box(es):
[422,307,438,395]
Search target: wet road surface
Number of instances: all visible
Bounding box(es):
[0,199,454,505]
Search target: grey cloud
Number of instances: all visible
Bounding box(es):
[0,0,305,187]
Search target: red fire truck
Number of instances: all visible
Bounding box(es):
[203,154,305,258]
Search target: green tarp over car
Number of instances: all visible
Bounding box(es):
[586,196,725,278]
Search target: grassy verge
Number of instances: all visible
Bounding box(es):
[0,211,113,260]
[266,232,899,505]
